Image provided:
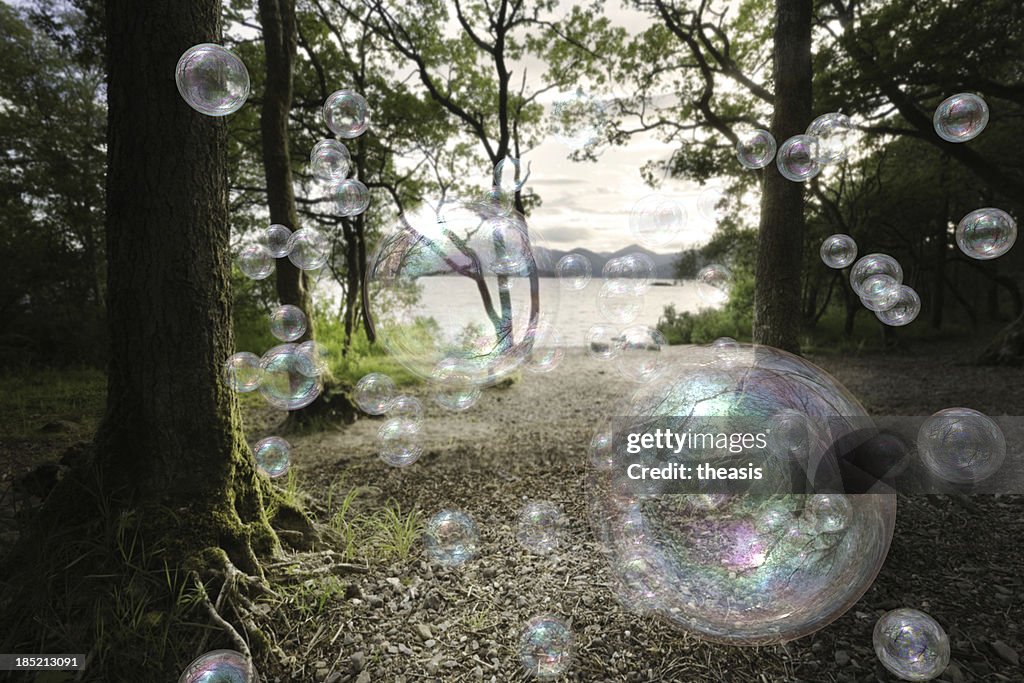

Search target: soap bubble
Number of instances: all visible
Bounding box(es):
[918,407,1006,484]
[777,135,822,182]
[354,372,395,415]
[603,254,653,295]
[556,253,592,290]
[332,178,370,217]
[178,649,251,683]
[629,195,684,249]
[258,344,323,410]
[516,501,566,555]
[875,285,920,327]
[711,336,742,365]
[424,510,479,566]
[269,304,307,342]
[253,436,291,478]
[238,244,273,280]
[859,274,901,312]
[766,408,821,462]
[735,128,776,169]
[323,89,368,138]
[525,320,564,374]
[586,323,621,361]
[519,615,574,679]
[285,228,329,270]
[697,186,727,222]
[549,88,605,151]
[696,264,732,307]
[224,352,263,392]
[296,340,329,377]
[850,254,903,299]
[806,112,853,164]
[598,281,643,324]
[933,93,989,143]
[310,139,351,182]
[615,325,668,384]
[587,343,896,644]
[494,156,527,193]
[366,198,555,386]
[378,417,423,467]
[175,44,250,117]
[431,359,482,411]
[388,394,424,423]
[873,608,950,681]
[263,224,293,258]
[820,234,857,269]
[956,207,1017,260]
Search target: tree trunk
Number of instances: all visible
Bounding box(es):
[752,0,813,353]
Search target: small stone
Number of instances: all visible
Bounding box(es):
[349,652,365,673]
[834,650,851,667]
[367,595,384,608]
[482,567,497,579]
[991,640,1020,666]
[355,672,371,683]
[472,666,484,681]
[415,623,433,641]
[943,662,966,683]
[398,643,414,656]
[424,639,436,648]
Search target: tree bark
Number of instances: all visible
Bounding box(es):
[753,0,813,353]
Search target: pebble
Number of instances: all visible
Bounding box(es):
[355,672,371,683]
[991,640,1020,666]
[835,650,851,667]
[349,652,365,673]
[415,623,433,641]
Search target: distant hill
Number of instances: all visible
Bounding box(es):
[534,244,678,279]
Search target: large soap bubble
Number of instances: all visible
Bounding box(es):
[875,285,920,327]
[367,198,556,386]
[917,407,1006,484]
[354,372,396,415]
[518,615,574,679]
[178,649,251,683]
[333,179,370,217]
[310,139,350,182]
[269,304,307,342]
[549,88,606,151]
[286,228,329,270]
[175,44,250,117]
[956,207,1017,260]
[629,195,684,249]
[378,417,422,467]
[238,244,273,280]
[806,112,853,164]
[424,510,479,566]
[223,352,263,392]
[850,254,903,299]
[820,234,857,269]
[258,344,323,410]
[263,224,293,258]
[933,93,989,143]
[873,608,950,681]
[586,344,896,644]
[253,436,291,478]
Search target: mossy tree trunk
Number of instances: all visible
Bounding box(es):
[752,0,813,354]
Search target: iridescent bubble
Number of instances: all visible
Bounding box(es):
[956,207,1017,260]
[589,430,616,470]
[253,436,291,478]
[933,93,989,143]
[603,254,652,295]
[518,615,574,680]
[525,320,564,374]
[485,214,533,275]
[354,372,396,415]
[820,234,857,269]
[323,89,369,139]
[711,336,743,365]
[766,408,819,462]
[174,44,250,117]
[629,195,685,249]
[269,304,307,342]
[850,254,903,299]
[378,417,423,467]
[238,244,273,280]
[917,407,1006,484]
[615,325,668,384]
[296,340,329,377]
[494,156,527,194]
[424,510,479,566]
[804,493,851,534]
[598,281,644,324]
[696,264,732,307]
[777,135,822,182]
[697,186,727,222]
[735,128,776,169]
[586,323,621,361]
[875,285,920,327]
[263,224,293,258]
[388,394,424,423]
[806,112,853,164]
[873,608,950,681]
[178,649,251,683]
[223,352,263,392]
[286,227,329,270]
[859,274,901,312]
[516,501,566,555]
[258,344,323,410]
[310,139,351,182]
[431,359,482,411]
[556,253,592,290]
[631,253,657,294]
[332,178,370,217]
[549,88,606,151]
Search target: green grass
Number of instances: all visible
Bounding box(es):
[325,481,424,563]
[0,366,106,438]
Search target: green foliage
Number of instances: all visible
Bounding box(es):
[658,273,755,345]
[326,482,424,563]
[0,366,106,438]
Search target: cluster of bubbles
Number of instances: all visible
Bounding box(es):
[175,44,250,117]
[821,236,921,327]
[237,224,331,279]
[918,407,1006,484]
[735,112,853,182]
[353,373,428,467]
[518,615,575,680]
[224,338,326,412]
[178,649,251,683]
[312,90,371,219]
[873,608,950,681]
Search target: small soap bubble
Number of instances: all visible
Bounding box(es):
[263,224,293,258]
[286,228,329,270]
[589,430,616,470]
[556,253,592,290]
[956,207,1017,260]
[296,340,328,377]
[850,254,903,299]
[516,501,566,555]
[238,244,273,280]
[933,93,989,143]
[354,372,396,415]
[378,417,423,467]
[875,285,920,327]
[586,323,621,361]
[820,234,858,269]
[431,360,482,411]
[519,615,574,680]
[259,344,323,410]
[333,178,370,217]
[777,135,822,182]
[859,274,901,312]
[697,185,727,222]
[223,352,263,392]
[806,112,853,164]
[735,128,776,169]
[629,195,685,249]
[484,215,532,275]
[603,254,653,295]
[525,320,564,374]
[918,407,1006,484]
[253,436,291,478]
[873,608,950,681]
[388,394,424,423]
[598,281,644,324]
[494,156,527,194]
[696,264,732,307]
[269,304,307,342]
[424,510,479,566]
[767,408,816,462]
[805,493,851,534]
[549,88,605,151]
[175,44,250,117]
[615,325,668,384]
[324,89,368,138]
[178,649,252,683]
[310,139,351,182]
[711,336,742,364]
